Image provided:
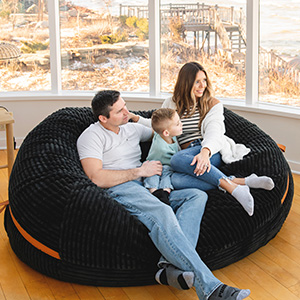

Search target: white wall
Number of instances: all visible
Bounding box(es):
[1,96,299,174]
[0,97,91,148]
[226,106,300,174]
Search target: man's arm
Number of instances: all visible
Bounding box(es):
[81,158,162,188]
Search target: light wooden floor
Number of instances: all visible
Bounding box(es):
[1,149,300,300]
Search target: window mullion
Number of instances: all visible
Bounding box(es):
[149,0,161,96]
[48,0,62,94]
[246,0,259,105]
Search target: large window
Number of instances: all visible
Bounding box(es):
[60,0,149,91]
[259,1,300,106]
[0,0,299,108]
[160,0,246,100]
[0,0,50,91]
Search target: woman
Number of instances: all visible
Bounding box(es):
[131,62,274,216]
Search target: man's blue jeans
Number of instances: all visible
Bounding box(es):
[107,181,221,299]
[171,140,229,191]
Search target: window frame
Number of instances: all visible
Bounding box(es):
[0,0,300,119]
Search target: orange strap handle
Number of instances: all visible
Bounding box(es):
[9,206,61,260]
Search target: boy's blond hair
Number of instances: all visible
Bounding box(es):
[151,108,176,134]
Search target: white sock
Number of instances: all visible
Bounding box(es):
[231,185,254,216]
[245,174,274,190]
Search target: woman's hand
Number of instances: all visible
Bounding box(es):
[190,148,211,176]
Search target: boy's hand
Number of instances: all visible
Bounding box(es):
[128,112,140,123]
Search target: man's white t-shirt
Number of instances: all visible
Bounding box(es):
[77,122,152,170]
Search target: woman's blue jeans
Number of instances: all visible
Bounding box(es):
[171,139,228,191]
[107,181,221,299]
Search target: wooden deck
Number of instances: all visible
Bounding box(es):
[1,149,300,299]
[121,3,246,53]
[120,3,300,84]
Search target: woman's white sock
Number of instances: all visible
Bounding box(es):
[231,185,254,216]
[245,174,274,190]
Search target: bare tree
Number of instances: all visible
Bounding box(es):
[1,0,20,30]
[38,0,44,21]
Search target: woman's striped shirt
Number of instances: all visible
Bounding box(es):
[177,107,203,146]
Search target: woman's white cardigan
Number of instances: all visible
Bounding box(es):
[138,96,250,164]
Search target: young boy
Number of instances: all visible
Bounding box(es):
[144,108,182,205]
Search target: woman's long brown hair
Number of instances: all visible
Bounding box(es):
[172,62,214,128]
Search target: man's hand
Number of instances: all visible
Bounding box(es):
[139,160,163,177]
[81,158,162,188]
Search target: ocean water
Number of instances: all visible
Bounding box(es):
[70,0,300,57]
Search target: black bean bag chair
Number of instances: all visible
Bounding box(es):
[4,106,293,286]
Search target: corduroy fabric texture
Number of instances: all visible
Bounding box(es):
[4,107,293,286]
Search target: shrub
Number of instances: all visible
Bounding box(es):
[0,10,10,19]
[126,16,138,28]
[124,17,149,40]
[100,31,128,44]
[168,16,185,42]
[119,15,127,26]
[136,29,147,41]
[20,41,49,53]
[136,18,148,34]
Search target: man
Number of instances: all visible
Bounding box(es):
[77,90,250,300]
